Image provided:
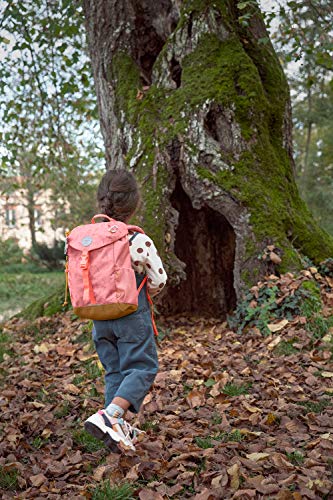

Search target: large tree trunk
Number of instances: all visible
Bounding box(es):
[82,0,333,317]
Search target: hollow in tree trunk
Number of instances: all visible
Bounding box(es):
[82,0,333,317]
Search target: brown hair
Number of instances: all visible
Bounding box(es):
[97,169,140,222]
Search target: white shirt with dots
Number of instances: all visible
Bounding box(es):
[128,233,167,296]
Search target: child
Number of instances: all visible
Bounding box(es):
[84,169,167,452]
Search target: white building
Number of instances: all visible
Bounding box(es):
[0,187,64,250]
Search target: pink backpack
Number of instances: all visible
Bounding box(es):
[64,214,147,320]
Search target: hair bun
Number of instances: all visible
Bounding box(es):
[97,169,140,222]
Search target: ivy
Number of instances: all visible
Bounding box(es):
[228,277,322,336]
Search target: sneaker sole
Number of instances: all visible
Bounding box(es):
[84,421,120,453]
[84,413,135,452]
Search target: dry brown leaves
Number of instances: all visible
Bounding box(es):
[0,270,332,498]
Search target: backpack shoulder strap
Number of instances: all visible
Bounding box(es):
[129,232,139,243]
[127,224,145,234]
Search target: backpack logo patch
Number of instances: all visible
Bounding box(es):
[81,236,93,247]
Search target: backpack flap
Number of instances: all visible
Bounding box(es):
[67,221,128,252]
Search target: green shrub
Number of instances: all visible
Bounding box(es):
[0,238,23,266]
[32,240,65,270]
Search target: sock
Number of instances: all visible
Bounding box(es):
[106,403,124,419]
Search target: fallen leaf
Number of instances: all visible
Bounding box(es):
[246,452,270,462]
[266,413,278,425]
[41,428,52,439]
[242,401,262,413]
[270,252,282,264]
[30,473,47,487]
[139,489,164,500]
[126,464,140,481]
[211,474,224,488]
[30,402,46,408]
[267,319,289,332]
[192,489,217,500]
[270,453,294,469]
[93,465,107,481]
[267,335,282,349]
[33,343,50,354]
[64,383,81,394]
[186,388,205,408]
[227,463,240,490]
[233,490,256,498]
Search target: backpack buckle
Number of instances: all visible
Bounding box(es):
[80,252,89,269]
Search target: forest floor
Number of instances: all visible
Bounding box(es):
[1,269,333,499]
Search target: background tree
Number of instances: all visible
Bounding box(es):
[269,0,333,234]
[0,0,103,248]
[82,0,333,316]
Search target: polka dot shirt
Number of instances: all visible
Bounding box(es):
[129,233,167,296]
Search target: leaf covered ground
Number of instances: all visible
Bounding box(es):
[1,268,333,499]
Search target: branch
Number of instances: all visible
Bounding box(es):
[0,0,15,31]
[306,0,332,26]
[21,23,46,113]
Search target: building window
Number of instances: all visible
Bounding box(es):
[5,207,16,227]
[34,207,42,228]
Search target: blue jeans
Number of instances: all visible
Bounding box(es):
[92,275,158,413]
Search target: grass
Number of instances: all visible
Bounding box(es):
[54,401,72,418]
[84,359,104,380]
[297,399,332,414]
[72,374,85,386]
[286,451,305,465]
[141,420,159,432]
[0,271,63,321]
[307,315,333,340]
[274,340,299,356]
[31,436,49,449]
[222,382,250,396]
[211,412,222,425]
[72,429,106,453]
[0,331,15,362]
[91,481,135,500]
[183,383,193,396]
[35,388,57,404]
[195,429,245,449]
[73,321,94,347]
[0,466,19,490]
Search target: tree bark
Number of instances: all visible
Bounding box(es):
[82,0,333,317]
[26,180,37,248]
[303,86,313,193]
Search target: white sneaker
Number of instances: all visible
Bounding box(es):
[84,410,140,451]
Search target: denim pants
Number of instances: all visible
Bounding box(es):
[92,275,159,413]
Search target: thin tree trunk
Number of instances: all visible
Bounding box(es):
[83,0,333,316]
[303,87,313,192]
[26,182,36,248]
